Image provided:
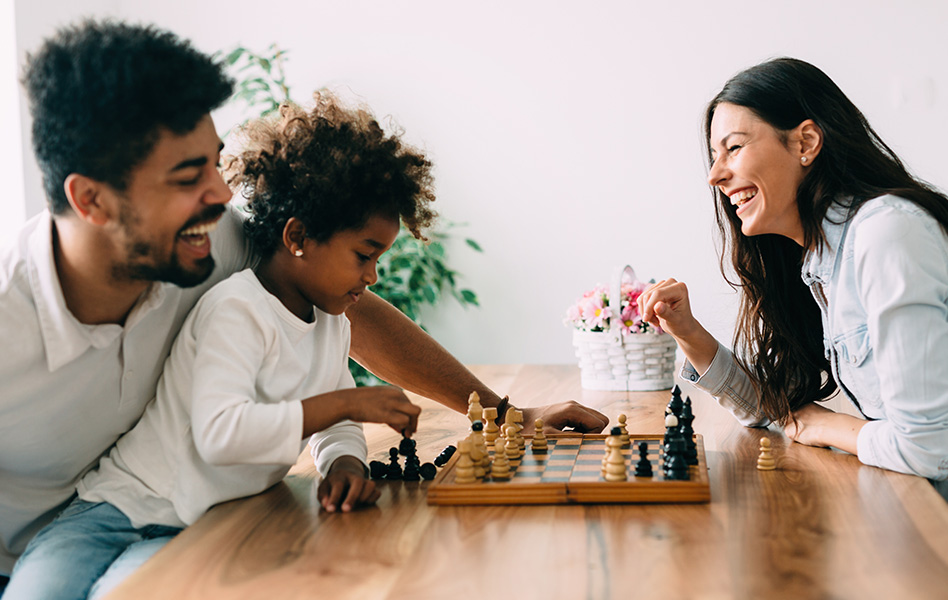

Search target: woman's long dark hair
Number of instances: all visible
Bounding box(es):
[705,57,948,423]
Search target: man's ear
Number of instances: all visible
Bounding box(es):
[63,174,112,226]
[282,217,308,257]
[794,119,823,164]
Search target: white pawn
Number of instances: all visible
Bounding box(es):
[757,437,776,471]
[491,443,511,479]
[504,424,520,460]
[532,419,548,452]
[604,435,627,482]
[455,439,477,483]
[469,432,487,480]
[617,413,630,447]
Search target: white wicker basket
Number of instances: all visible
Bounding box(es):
[572,265,678,391]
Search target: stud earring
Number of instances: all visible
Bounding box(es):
[294,249,304,257]
[801,156,808,164]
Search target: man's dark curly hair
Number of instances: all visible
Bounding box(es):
[22,20,234,214]
[225,91,437,256]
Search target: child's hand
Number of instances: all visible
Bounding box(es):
[343,387,421,436]
[302,386,421,437]
[317,456,380,512]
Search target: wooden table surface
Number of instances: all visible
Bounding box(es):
[107,365,948,600]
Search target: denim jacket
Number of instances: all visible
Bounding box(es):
[682,195,948,480]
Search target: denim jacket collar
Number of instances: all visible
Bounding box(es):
[801,200,853,286]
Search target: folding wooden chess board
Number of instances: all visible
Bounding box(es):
[426,433,710,505]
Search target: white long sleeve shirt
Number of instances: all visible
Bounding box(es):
[0,207,252,573]
[78,269,366,528]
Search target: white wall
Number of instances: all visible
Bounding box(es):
[9,0,948,365]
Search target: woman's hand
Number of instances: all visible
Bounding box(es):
[784,403,866,455]
[637,278,719,374]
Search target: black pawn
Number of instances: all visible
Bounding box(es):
[403,456,421,481]
[663,414,679,455]
[386,447,402,480]
[434,445,457,467]
[680,397,698,466]
[634,441,653,477]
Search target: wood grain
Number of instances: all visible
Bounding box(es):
[105,364,948,600]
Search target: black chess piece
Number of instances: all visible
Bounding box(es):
[403,455,421,481]
[434,445,457,467]
[419,463,437,480]
[662,413,679,456]
[680,397,698,466]
[664,434,690,481]
[399,436,417,457]
[369,460,387,480]
[386,447,403,480]
[634,441,653,477]
[667,384,684,418]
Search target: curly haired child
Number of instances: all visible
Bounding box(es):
[5,91,436,600]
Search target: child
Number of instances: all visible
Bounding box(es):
[4,91,436,599]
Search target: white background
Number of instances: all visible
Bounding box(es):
[5,0,948,365]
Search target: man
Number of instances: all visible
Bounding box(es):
[0,19,607,584]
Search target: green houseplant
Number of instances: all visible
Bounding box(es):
[219,44,482,385]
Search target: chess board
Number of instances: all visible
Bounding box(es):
[426,433,710,505]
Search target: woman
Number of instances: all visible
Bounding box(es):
[638,57,948,481]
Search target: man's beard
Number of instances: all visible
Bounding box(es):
[111,204,224,288]
[112,240,216,288]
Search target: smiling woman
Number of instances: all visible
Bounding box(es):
[637,57,948,484]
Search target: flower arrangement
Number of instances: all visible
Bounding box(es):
[564,280,662,335]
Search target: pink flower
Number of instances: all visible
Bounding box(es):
[581,294,611,330]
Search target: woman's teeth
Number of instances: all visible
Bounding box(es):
[731,189,758,206]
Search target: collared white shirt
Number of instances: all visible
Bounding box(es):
[0,207,253,573]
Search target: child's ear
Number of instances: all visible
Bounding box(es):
[63,174,112,226]
[283,217,307,257]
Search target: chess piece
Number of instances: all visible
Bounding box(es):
[467,391,484,426]
[663,413,679,455]
[664,434,690,480]
[505,409,525,455]
[757,437,776,471]
[483,406,500,444]
[454,439,477,484]
[531,419,548,453]
[490,443,511,480]
[369,460,387,480]
[603,432,627,482]
[386,447,403,480]
[420,463,437,480]
[470,421,488,479]
[680,398,698,466]
[434,445,456,467]
[504,424,520,460]
[634,441,653,477]
[667,384,683,419]
[617,413,630,446]
[403,454,421,481]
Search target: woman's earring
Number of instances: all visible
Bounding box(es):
[801,156,808,164]
[294,249,304,257]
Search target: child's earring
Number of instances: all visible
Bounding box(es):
[294,249,304,257]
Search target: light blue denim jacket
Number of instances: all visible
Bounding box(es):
[682,195,948,480]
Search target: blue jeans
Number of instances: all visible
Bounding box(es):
[2,499,181,600]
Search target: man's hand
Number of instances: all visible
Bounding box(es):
[317,456,380,513]
[519,401,609,434]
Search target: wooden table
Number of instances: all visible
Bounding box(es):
[107,365,948,599]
